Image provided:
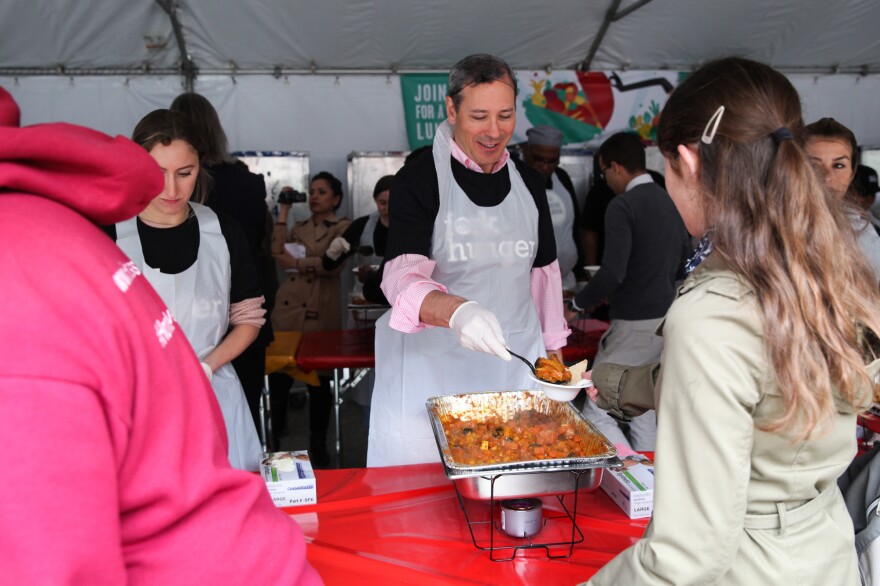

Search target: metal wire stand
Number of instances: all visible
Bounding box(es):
[452,469,589,561]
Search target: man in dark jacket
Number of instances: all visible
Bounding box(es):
[568,132,690,451]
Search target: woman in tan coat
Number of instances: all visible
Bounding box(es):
[582,57,880,585]
[270,171,350,466]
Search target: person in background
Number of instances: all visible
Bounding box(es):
[520,124,586,292]
[322,174,393,307]
[368,53,570,467]
[803,118,880,281]
[566,131,690,451]
[170,92,277,436]
[852,164,880,236]
[581,159,667,267]
[0,87,320,585]
[107,109,263,471]
[321,175,394,428]
[581,57,880,586]
[271,172,351,467]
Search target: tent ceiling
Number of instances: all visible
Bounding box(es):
[4,0,879,76]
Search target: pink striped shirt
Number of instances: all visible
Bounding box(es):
[448,135,510,173]
[381,142,569,350]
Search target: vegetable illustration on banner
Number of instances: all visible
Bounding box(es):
[517,70,680,147]
[521,71,613,144]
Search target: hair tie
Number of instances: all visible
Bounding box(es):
[771,127,793,144]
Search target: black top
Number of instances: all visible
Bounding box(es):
[204,162,269,257]
[574,180,690,320]
[582,168,666,264]
[385,150,557,267]
[103,211,261,304]
[203,161,276,346]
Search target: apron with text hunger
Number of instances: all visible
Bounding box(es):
[116,202,262,471]
[367,120,543,467]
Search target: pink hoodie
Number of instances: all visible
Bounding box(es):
[0,87,321,585]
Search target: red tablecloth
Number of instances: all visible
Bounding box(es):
[296,320,607,373]
[287,462,648,585]
[562,319,608,364]
[296,328,375,371]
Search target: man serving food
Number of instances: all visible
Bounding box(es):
[368,53,570,467]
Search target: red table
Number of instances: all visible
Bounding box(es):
[562,319,608,365]
[287,462,648,585]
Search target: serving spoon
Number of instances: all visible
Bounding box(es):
[507,349,538,377]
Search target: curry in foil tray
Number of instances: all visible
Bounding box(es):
[430,391,612,467]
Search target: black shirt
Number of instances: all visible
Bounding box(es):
[574,181,690,320]
[582,168,666,264]
[385,150,557,267]
[103,210,261,304]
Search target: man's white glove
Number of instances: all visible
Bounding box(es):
[448,301,512,361]
[200,362,213,382]
[326,237,351,261]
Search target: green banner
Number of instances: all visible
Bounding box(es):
[401,73,448,149]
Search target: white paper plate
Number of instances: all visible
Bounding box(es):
[527,373,593,402]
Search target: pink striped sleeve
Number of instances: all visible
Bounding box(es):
[530,261,571,351]
[229,296,266,327]
[380,254,448,333]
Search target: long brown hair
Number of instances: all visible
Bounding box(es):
[658,57,880,439]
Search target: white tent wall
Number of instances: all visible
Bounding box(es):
[5,71,880,188]
[2,73,409,218]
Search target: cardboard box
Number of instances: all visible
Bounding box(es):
[600,454,654,519]
[260,451,317,507]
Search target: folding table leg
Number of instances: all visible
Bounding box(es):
[259,373,272,452]
[332,368,342,466]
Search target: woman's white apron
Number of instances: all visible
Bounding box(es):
[117,202,261,471]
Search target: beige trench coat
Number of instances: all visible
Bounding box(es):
[271,214,351,335]
[584,254,878,586]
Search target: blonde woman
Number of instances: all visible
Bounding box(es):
[583,57,880,585]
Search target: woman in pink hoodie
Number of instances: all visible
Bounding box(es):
[0,87,321,585]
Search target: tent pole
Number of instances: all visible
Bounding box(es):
[578,0,655,72]
[155,0,197,91]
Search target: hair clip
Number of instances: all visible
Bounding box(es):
[701,105,725,145]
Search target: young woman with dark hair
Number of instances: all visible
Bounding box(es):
[109,109,264,471]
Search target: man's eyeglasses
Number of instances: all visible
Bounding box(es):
[599,164,611,181]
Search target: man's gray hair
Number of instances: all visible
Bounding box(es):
[447,54,517,111]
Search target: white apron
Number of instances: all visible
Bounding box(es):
[357,212,384,268]
[117,202,262,471]
[367,121,544,467]
[546,175,577,291]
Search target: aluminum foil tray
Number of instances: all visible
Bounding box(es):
[452,467,608,500]
[426,390,619,499]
